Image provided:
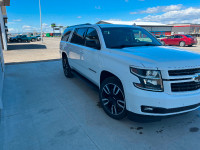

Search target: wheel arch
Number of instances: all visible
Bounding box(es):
[100,70,123,86]
[62,51,68,58]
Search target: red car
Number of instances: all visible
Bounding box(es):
[160,34,198,47]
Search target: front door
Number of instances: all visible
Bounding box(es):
[81,27,101,85]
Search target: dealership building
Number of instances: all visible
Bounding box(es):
[96,20,200,37]
[172,24,200,37]
[96,20,173,37]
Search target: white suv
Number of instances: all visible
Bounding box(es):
[60,24,200,120]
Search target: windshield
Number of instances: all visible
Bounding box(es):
[101,27,162,49]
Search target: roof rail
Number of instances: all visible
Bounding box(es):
[68,23,91,28]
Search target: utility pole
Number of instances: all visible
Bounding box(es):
[39,0,43,42]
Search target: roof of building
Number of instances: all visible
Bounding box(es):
[96,20,173,27]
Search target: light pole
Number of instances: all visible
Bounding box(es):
[39,0,43,42]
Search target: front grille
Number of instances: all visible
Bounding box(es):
[171,81,200,92]
[169,68,200,76]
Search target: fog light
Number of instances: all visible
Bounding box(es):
[141,106,155,113]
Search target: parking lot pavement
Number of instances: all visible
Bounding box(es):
[1,60,200,150]
[3,37,61,64]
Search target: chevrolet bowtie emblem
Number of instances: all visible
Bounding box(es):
[193,74,200,82]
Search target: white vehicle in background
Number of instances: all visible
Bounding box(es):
[60,24,200,120]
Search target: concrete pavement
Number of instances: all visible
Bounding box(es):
[3,37,61,64]
[1,60,200,150]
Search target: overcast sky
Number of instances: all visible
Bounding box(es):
[6,0,200,33]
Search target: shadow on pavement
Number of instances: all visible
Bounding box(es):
[7,44,47,50]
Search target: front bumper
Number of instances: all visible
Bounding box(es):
[124,81,200,116]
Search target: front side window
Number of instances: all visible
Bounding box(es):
[169,35,174,39]
[71,28,87,45]
[101,27,161,49]
[85,28,100,49]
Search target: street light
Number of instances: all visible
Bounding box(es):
[39,0,43,42]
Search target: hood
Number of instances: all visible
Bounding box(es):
[111,46,200,70]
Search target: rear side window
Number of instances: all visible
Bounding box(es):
[70,28,87,45]
[85,28,100,49]
[185,35,193,38]
[61,29,72,42]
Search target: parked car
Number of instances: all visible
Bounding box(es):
[9,35,37,42]
[60,24,200,120]
[160,34,198,47]
[9,35,22,42]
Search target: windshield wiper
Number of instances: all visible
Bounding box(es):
[109,45,138,49]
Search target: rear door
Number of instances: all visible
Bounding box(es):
[60,28,72,53]
[173,35,182,45]
[68,28,88,72]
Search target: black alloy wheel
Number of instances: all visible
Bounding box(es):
[99,77,127,120]
[62,55,73,78]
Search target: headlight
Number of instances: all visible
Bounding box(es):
[130,67,163,92]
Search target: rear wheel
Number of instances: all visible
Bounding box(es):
[179,41,185,47]
[62,54,73,78]
[99,77,127,120]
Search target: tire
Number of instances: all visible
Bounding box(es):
[161,41,165,46]
[31,39,36,42]
[99,77,127,120]
[62,54,73,78]
[179,41,185,47]
[18,39,22,42]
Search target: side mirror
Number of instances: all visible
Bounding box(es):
[85,40,100,50]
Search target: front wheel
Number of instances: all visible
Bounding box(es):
[62,55,73,78]
[99,77,127,120]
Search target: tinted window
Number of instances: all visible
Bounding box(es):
[85,28,100,49]
[101,27,161,49]
[71,28,87,45]
[174,35,182,38]
[61,29,72,42]
[185,35,193,38]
